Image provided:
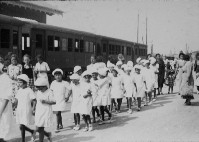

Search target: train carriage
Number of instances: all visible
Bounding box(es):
[0,14,147,77]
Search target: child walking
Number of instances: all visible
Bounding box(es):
[34,78,56,142]
[79,71,93,132]
[15,74,36,142]
[50,69,70,132]
[132,65,147,111]
[66,74,81,131]
[110,68,124,113]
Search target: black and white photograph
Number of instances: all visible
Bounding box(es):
[0,0,199,142]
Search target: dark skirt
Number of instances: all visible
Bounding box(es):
[158,74,165,88]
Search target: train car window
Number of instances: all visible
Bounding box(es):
[13,30,18,49]
[54,37,60,51]
[89,42,93,53]
[109,45,111,54]
[135,48,137,55]
[121,46,124,54]
[48,36,54,51]
[68,38,73,52]
[112,45,115,55]
[124,46,126,55]
[118,46,121,54]
[93,44,96,53]
[1,29,10,48]
[61,38,67,51]
[36,34,42,48]
[85,41,89,52]
[103,44,107,52]
[75,39,79,52]
[80,40,84,52]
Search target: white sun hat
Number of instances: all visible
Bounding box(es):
[82,70,92,77]
[134,64,142,70]
[121,64,127,69]
[150,57,156,64]
[124,66,132,71]
[70,74,80,80]
[116,61,123,66]
[143,60,150,65]
[98,68,107,76]
[52,68,63,76]
[136,57,142,63]
[73,66,81,73]
[17,74,29,83]
[34,77,48,86]
[127,61,133,67]
[91,67,98,74]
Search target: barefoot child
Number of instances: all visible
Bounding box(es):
[15,74,36,142]
[34,78,55,142]
[50,69,70,132]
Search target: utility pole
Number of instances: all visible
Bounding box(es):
[146,17,148,46]
[137,12,139,43]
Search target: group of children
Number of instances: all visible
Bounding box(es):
[0,52,168,142]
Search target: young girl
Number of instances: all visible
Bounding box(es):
[132,65,147,111]
[110,68,124,113]
[167,70,175,94]
[15,74,36,142]
[34,77,55,142]
[90,68,101,123]
[123,66,135,114]
[66,74,81,131]
[22,54,34,89]
[50,69,70,132]
[34,54,50,88]
[97,68,112,125]
[142,60,155,105]
[79,70,93,132]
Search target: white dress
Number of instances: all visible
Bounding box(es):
[150,64,159,88]
[142,68,155,92]
[50,80,70,112]
[35,89,54,127]
[132,73,146,98]
[96,77,111,106]
[16,88,35,125]
[0,73,15,140]
[123,74,135,97]
[110,76,124,99]
[70,83,81,113]
[90,79,100,107]
[78,82,93,115]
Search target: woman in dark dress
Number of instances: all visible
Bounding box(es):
[156,54,165,95]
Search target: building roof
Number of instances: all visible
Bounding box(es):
[0,1,63,16]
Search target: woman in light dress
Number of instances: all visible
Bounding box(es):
[0,64,14,142]
[15,74,36,142]
[50,69,70,132]
[180,54,194,105]
[34,77,55,142]
[176,53,185,95]
[194,53,199,94]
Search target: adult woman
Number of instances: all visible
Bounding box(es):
[194,52,199,94]
[156,54,165,95]
[0,64,14,141]
[176,53,185,95]
[87,54,96,70]
[180,54,194,105]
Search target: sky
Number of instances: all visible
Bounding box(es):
[45,0,199,55]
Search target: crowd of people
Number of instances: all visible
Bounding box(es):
[0,51,199,142]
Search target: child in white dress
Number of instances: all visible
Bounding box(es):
[97,68,112,125]
[90,68,101,123]
[15,74,36,142]
[0,65,15,141]
[142,60,155,105]
[110,68,124,113]
[34,78,56,142]
[132,65,147,111]
[79,71,93,132]
[50,69,70,132]
[66,74,81,131]
[123,66,135,114]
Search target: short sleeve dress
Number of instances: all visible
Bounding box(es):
[16,88,35,125]
[132,73,146,98]
[35,89,55,127]
[110,76,124,99]
[0,73,15,140]
[70,83,81,113]
[50,80,70,112]
[122,74,136,97]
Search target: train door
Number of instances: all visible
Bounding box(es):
[96,43,101,56]
[31,29,45,61]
